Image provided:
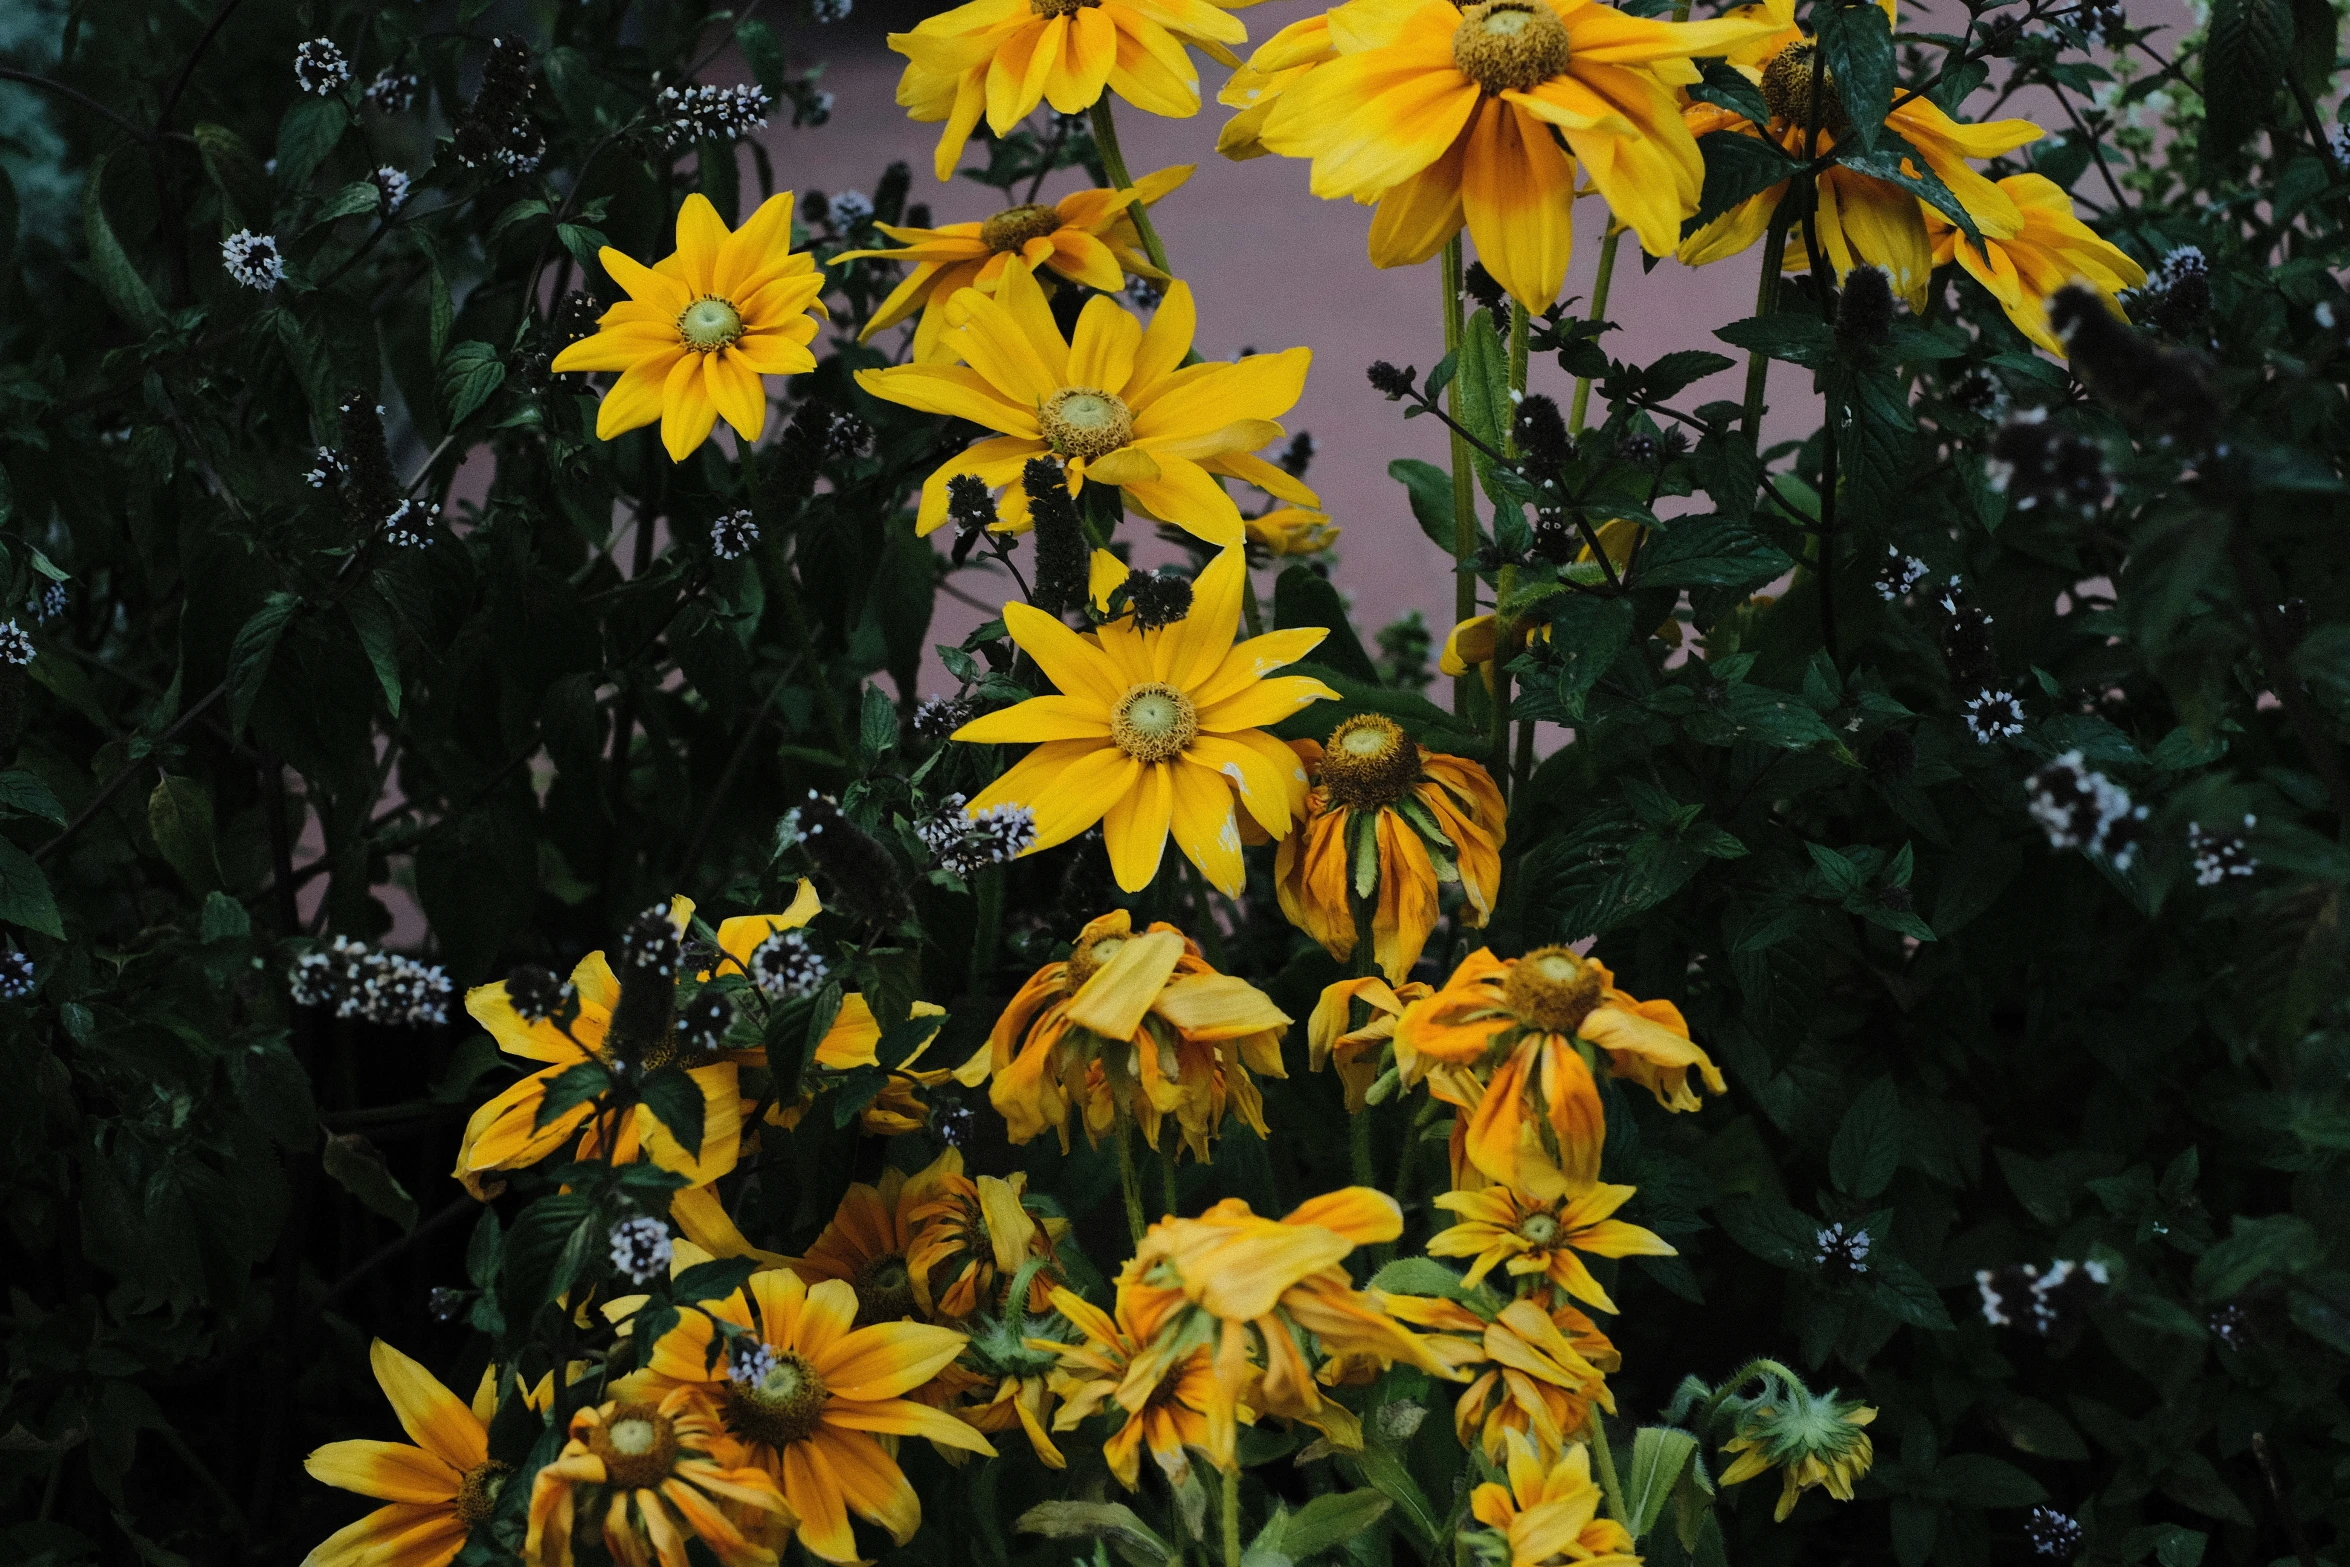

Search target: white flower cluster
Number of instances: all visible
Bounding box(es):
[370,166,411,214]
[221,230,286,290]
[380,497,440,549]
[1873,549,1930,602]
[608,1216,673,1284]
[0,950,35,1001]
[727,1338,778,1387]
[288,936,454,1026]
[747,928,828,1000]
[305,447,349,488]
[2188,814,2257,885]
[917,794,1039,878]
[364,68,419,113]
[294,38,350,95]
[1961,687,2025,745]
[37,583,65,623]
[657,82,773,147]
[1813,1223,1871,1273]
[711,509,760,560]
[0,620,34,667]
[2025,750,2146,868]
[1975,1257,2110,1333]
[827,190,873,229]
[811,0,853,21]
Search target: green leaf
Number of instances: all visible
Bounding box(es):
[1244,1491,1391,1567]
[227,592,301,734]
[502,1193,599,1318]
[1815,0,1895,151]
[1867,1249,1956,1329]
[1623,1427,1700,1541]
[274,95,349,194]
[0,770,66,825]
[467,1207,502,1290]
[321,1133,419,1231]
[2192,1213,2318,1302]
[1686,132,1798,234]
[0,837,64,938]
[639,1066,706,1161]
[146,776,223,895]
[1689,60,1769,127]
[536,1061,614,1130]
[1014,1503,1176,1567]
[1390,457,1483,557]
[858,681,899,763]
[440,340,507,427]
[671,1257,759,1304]
[1933,1453,2046,1507]
[1542,594,1635,720]
[1839,131,1981,243]
[1339,1440,1442,1557]
[1636,520,1797,590]
[1456,308,1510,494]
[2203,0,2292,160]
[1829,1076,1902,1198]
[82,151,165,335]
[1714,1199,1817,1270]
[343,590,403,717]
[1714,312,1835,369]
[2159,1453,2252,1525]
[2288,0,2337,92]
[199,890,249,943]
[312,181,383,226]
[1368,1257,1498,1316]
[192,122,271,228]
[1273,566,1379,683]
[1988,1398,2089,1461]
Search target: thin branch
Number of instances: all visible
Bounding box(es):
[0,68,154,144]
[35,682,226,864]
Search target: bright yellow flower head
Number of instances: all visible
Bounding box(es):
[766,994,955,1137]
[1039,1281,1232,1490]
[1469,1431,1640,1567]
[1255,0,1778,308]
[1384,1292,1618,1465]
[832,166,1189,361]
[1717,1379,1879,1521]
[301,1341,510,1567]
[907,1162,1070,1319]
[1428,1182,1675,1311]
[789,1151,965,1325]
[550,194,828,462]
[524,1386,792,1567]
[1246,506,1342,555]
[889,0,1258,182]
[857,265,1319,543]
[1216,11,1337,160]
[1923,172,2147,355]
[948,546,1336,892]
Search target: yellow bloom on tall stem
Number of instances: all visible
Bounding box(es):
[1469,1431,1641,1567]
[889,0,1257,181]
[1255,0,1775,308]
[790,1151,965,1325]
[616,1271,993,1563]
[550,194,827,462]
[1041,1282,1230,1489]
[834,167,1188,361]
[1215,10,1335,159]
[1395,946,1723,1196]
[858,264,1320,542]
[301,1341,510,1567]
[524,1387,791,1567]
[963,910,1292,1162]
[1922,173,2147,355]
[1307,974,1430,1111]
[947,546,1335,892]
[1428,1183,1675,1311]
[1276,714,1505,982]
[908,1163,1069,1319]
[1385,1293,1618,1464]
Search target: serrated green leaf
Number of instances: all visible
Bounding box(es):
[321,1133,419,1231]
[1830,1076,1902,1198]
[82,151,165,335]
[440,340,507,427]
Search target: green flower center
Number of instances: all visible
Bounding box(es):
[853,1252,919,1324]
[723,1351,832,1450]
[590,1405,679,1489]
[1518,1213,1562,1246]
[1112,683,1198,763]
[981,204,1064,254]
[1503,946,1604,1036]
[1069,934,1128,987]
[1039,386,1134,462]
[1453,0,1573,96]
[678,296,745,352]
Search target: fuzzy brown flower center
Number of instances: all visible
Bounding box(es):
[454,1460,511,1527]
[853,1252,919,1324]
[1112,683,1198,763]
[1503,945,1604,1036]
[1039,386,1134,462]
[981,203,1064,254]
[1452,0,1573,96]
[1031,0,1101,14]
[677,296,746,352]
[1760,41,1852,142]
[723,1351,831,1449]
[1318,714,1422,811]
[590,1405,680,1489]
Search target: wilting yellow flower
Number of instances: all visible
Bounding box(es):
[790,1151,966,1325]
[964,910,1292,1162]
[1469,1431,1641,1567]
[550,194,826,462]
[856,264,1318,542]
[616,1271,992,1563]
[908,1163,1069,1319]
[300,1341,509,1567]
[701,880,822,985]
[1216,12,1336,160]
[834,167,1188,360]
[1247,506,1342,555]
[954,1370,1069,1469]
[1386,1293,1618,1464]
[1276,714,1505,982]
[1440,612,1551,682]
[1428,1183,1674,1311]
[1677,1,2042,307]
[949,546,1334,892]
[455,898,747,1201]
[889,0,1256,181]
[1256,0,1774,309]
[766,995,956,1137]
[1922,173,2146,355]
[1718,1380,1879,1521]
[1041,1282,1230,1488]
[524,1387,791,1567]
[1115,1189,1456,1471]
[1396,946,1723,1196]
[1307,974,1431,1111]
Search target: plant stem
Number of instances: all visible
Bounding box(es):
[1117,1117,1148,1244]
[968,864,1005,997]
[1585,1409,1629,1526]
[1088,101,1173,278]
[1568,225,1623,437]
[1740,202,1795,444]
[1443,237,1478,719]
[1162,1149,1182,1219]
[1222,1463,1243,1567]
[1796,204,1839,663]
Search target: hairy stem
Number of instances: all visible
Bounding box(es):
[1088,100,1173,277]
[1585,1408,1629,1526]
[1741,202,1795,444]
[1117,1117,1148,1244]
[1443,237,1479,719]
[1569,225,1623,437]
[1222,1463,1243,1567]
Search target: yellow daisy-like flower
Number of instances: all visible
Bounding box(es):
[1395,946,1723,1197]
[1255,0,1776,309]
[855,263,1320,543]
[833,167,1188,361]
[550,194,827,462]
[1922,172,2147,355]
[948,545,1335,892]
[1306,974,1431,1112]
[300,1341,510,1567]
[1469,1431,1641,1567]
[789,1151,965,1325]
[765,995,955,1137]
[889,0,1257,182]
[1216,11,1336,160]
[1717,1380,1879,1521]
[907,1164,1069,1320]
[1428,1183,1675,1311]
[524,1387,791,1567]
[1384,1293,1618,1464]
[1276,714,1506,982]
[616,1270,994,1564]
[1040,1282,1231,1490]
[1246,506,1342,555]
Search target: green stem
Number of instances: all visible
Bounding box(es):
[1222,1463,1243,1567]
[1585,1408,1629,1526]
[1163,1148,1182,1219]
[1117,1118,1148,1244]
[1739,201,1795,446]
[1088,100,1173,278]
[1568,225,1622,438]
[1442,237,1478,720]
[1392,1097,1443,1244]
[1241,571,1265,639]
[967,864,1005,997]
[1350,1105,1377,1188]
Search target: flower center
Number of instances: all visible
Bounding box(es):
[981,203,1064,254]
[454,1461,510,1526]
[1030,0,1102,14]
[1517,1212,1562,1246]
[1760,41,1852,142]
[1111,683,1198,763]
[1068,933,1127,987]
[1039,386,1134,462]
[590,1405,679,1489]
[1452,0,1573,96]
[853,1252,919,1324]
[677,296,745,352]
[1318,714,1422,811]
[723,1351,832,1449]
[1502,946,1605,1036]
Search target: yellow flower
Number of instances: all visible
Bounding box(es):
[1676,2,2044,308]
[1306,974,1431,1112]
[889,0,1256,182]
[855,263,1320,543]
[1440,612,1550,681]
[454,898,748,1201]
[1040,1282,1230,1489]
[1247,506,1342,555]
[947,545,1335,892]
[1276,714,1505,982]
[1216,11,1336,160]
[615,1271,993,1563]
[1922,173,2146,355]
[962,910,1292,1163]
[907,1164,1070,1320]
[954,1371,1069,1470]
[1385,1293,1618,1464]
[1256,0,1776,309]
[1428,1183,1675,1311]
[1469,1431,1640,1567]
[550,194,827,462]
[524,1387,792,1567]
[1394,946,1723,1196]
[1717,1380,1878,1521]
[765,994,955,1137]
[300,1341,510,1567]
[833,167,1188,361]
[789,1152,965,1325]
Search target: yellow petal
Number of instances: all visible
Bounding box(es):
[1067,927,1187,1037]
[371,1340,487,1473]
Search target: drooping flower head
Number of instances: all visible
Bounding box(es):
[300,1341,512,1567]
[1466,1431,1640,1567]
[1384,1292,1617,1464]
[1428,1183,1675,1311]
[1717,1376,1879,1521]
[523,1386,792,1567]
[947,546,1336,892]
[908,1164,1070,1319]
[1277,714,1505,982]
[789,1151,967,1326]
[1395,946,1723,1196]
[856,265,1319,543]
[1307,974,1431,1112]
[1039,1282,1231,1489]
[550,193,827,461]
[1922,173,2146,355]
[834,166,1189,360]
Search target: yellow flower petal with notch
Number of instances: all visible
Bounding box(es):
[1922,172,2146,355]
